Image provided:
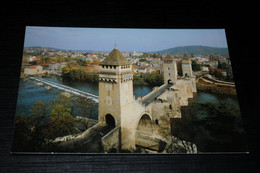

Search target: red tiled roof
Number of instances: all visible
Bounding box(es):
[83,65,100,71]
[139,65,148,68]
[28,65,39,69]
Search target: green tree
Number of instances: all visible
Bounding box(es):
[75,97,96,119]
[28,100,46,127]
[133,74,146,85]
[208,66,215,75]
[77,59,87,66]
[191,60,202,71]
[214,69,225,80]
[12,114,32,152]
[48,93,73,113]
[46,94,74,139]
[172,101,247,152]
[47,104,75,139]
[177,62,183,76]
[13,101,49,152]
[217,61,227,70]
[144,71,163,87]
[27,101,50,151]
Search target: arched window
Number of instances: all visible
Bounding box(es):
[155,119,159,125]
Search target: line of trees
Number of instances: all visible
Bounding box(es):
[62,66,99,83]
[133,70,164,86]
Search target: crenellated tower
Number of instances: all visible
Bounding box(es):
[163,54,177,84]
[99,48,136,149]
[182,53,193,78]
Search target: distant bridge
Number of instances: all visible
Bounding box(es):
[29,76,99,102]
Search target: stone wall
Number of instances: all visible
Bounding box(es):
[101,127,120,152]
[175,78,196,106]
[52,122,103,143]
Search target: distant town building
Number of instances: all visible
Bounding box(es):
[48,62,68,71]
[28,56,37,62]
[130,51,143,57]
[202,66,209,72]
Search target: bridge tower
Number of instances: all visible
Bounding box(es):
[99,48,136,149]
[182,53,193,78]
[163,54,177,84]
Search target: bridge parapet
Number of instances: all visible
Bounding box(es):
[52,122,104,143]
[101,127,121,152]
[141,84,173,106]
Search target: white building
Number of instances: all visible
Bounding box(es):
[131,51,143,57]
[202,66,209,72]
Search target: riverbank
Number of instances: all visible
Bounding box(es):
[196,77,237,96]
[171,101,248,152]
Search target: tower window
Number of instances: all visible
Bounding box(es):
[169,73,170,76]
[102,65,104,68]
[155,119,159,125]
[168,67,170,70]
[113,66,116,69]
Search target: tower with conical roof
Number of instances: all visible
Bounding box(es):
[99,48,135,149]
[163,54,177,84]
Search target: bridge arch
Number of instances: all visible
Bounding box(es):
[135,113,153,134]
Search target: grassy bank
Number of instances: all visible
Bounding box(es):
[196,78,237,96]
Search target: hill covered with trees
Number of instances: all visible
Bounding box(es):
[155,46,229,56]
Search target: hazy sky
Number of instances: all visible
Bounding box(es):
[24,26,228,52]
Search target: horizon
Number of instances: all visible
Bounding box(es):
[24,45,228,53]
[24,27,228,52]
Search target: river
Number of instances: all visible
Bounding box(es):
[15,75,240,119]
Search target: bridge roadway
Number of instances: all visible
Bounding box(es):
[141,84,173,106]
[29,76,99,102]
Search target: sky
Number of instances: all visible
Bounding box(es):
[24,26,228,52]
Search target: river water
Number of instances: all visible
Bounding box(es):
[15,75,240,119]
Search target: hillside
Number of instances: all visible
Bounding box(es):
[155,46,229,56]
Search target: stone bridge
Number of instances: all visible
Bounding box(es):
[50,48,197,153]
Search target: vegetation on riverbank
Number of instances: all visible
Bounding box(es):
[171,101,247,152]
[62,66,99,83]
[133,71,164,87]
[12,94,96,152]
[196,78,237,96]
